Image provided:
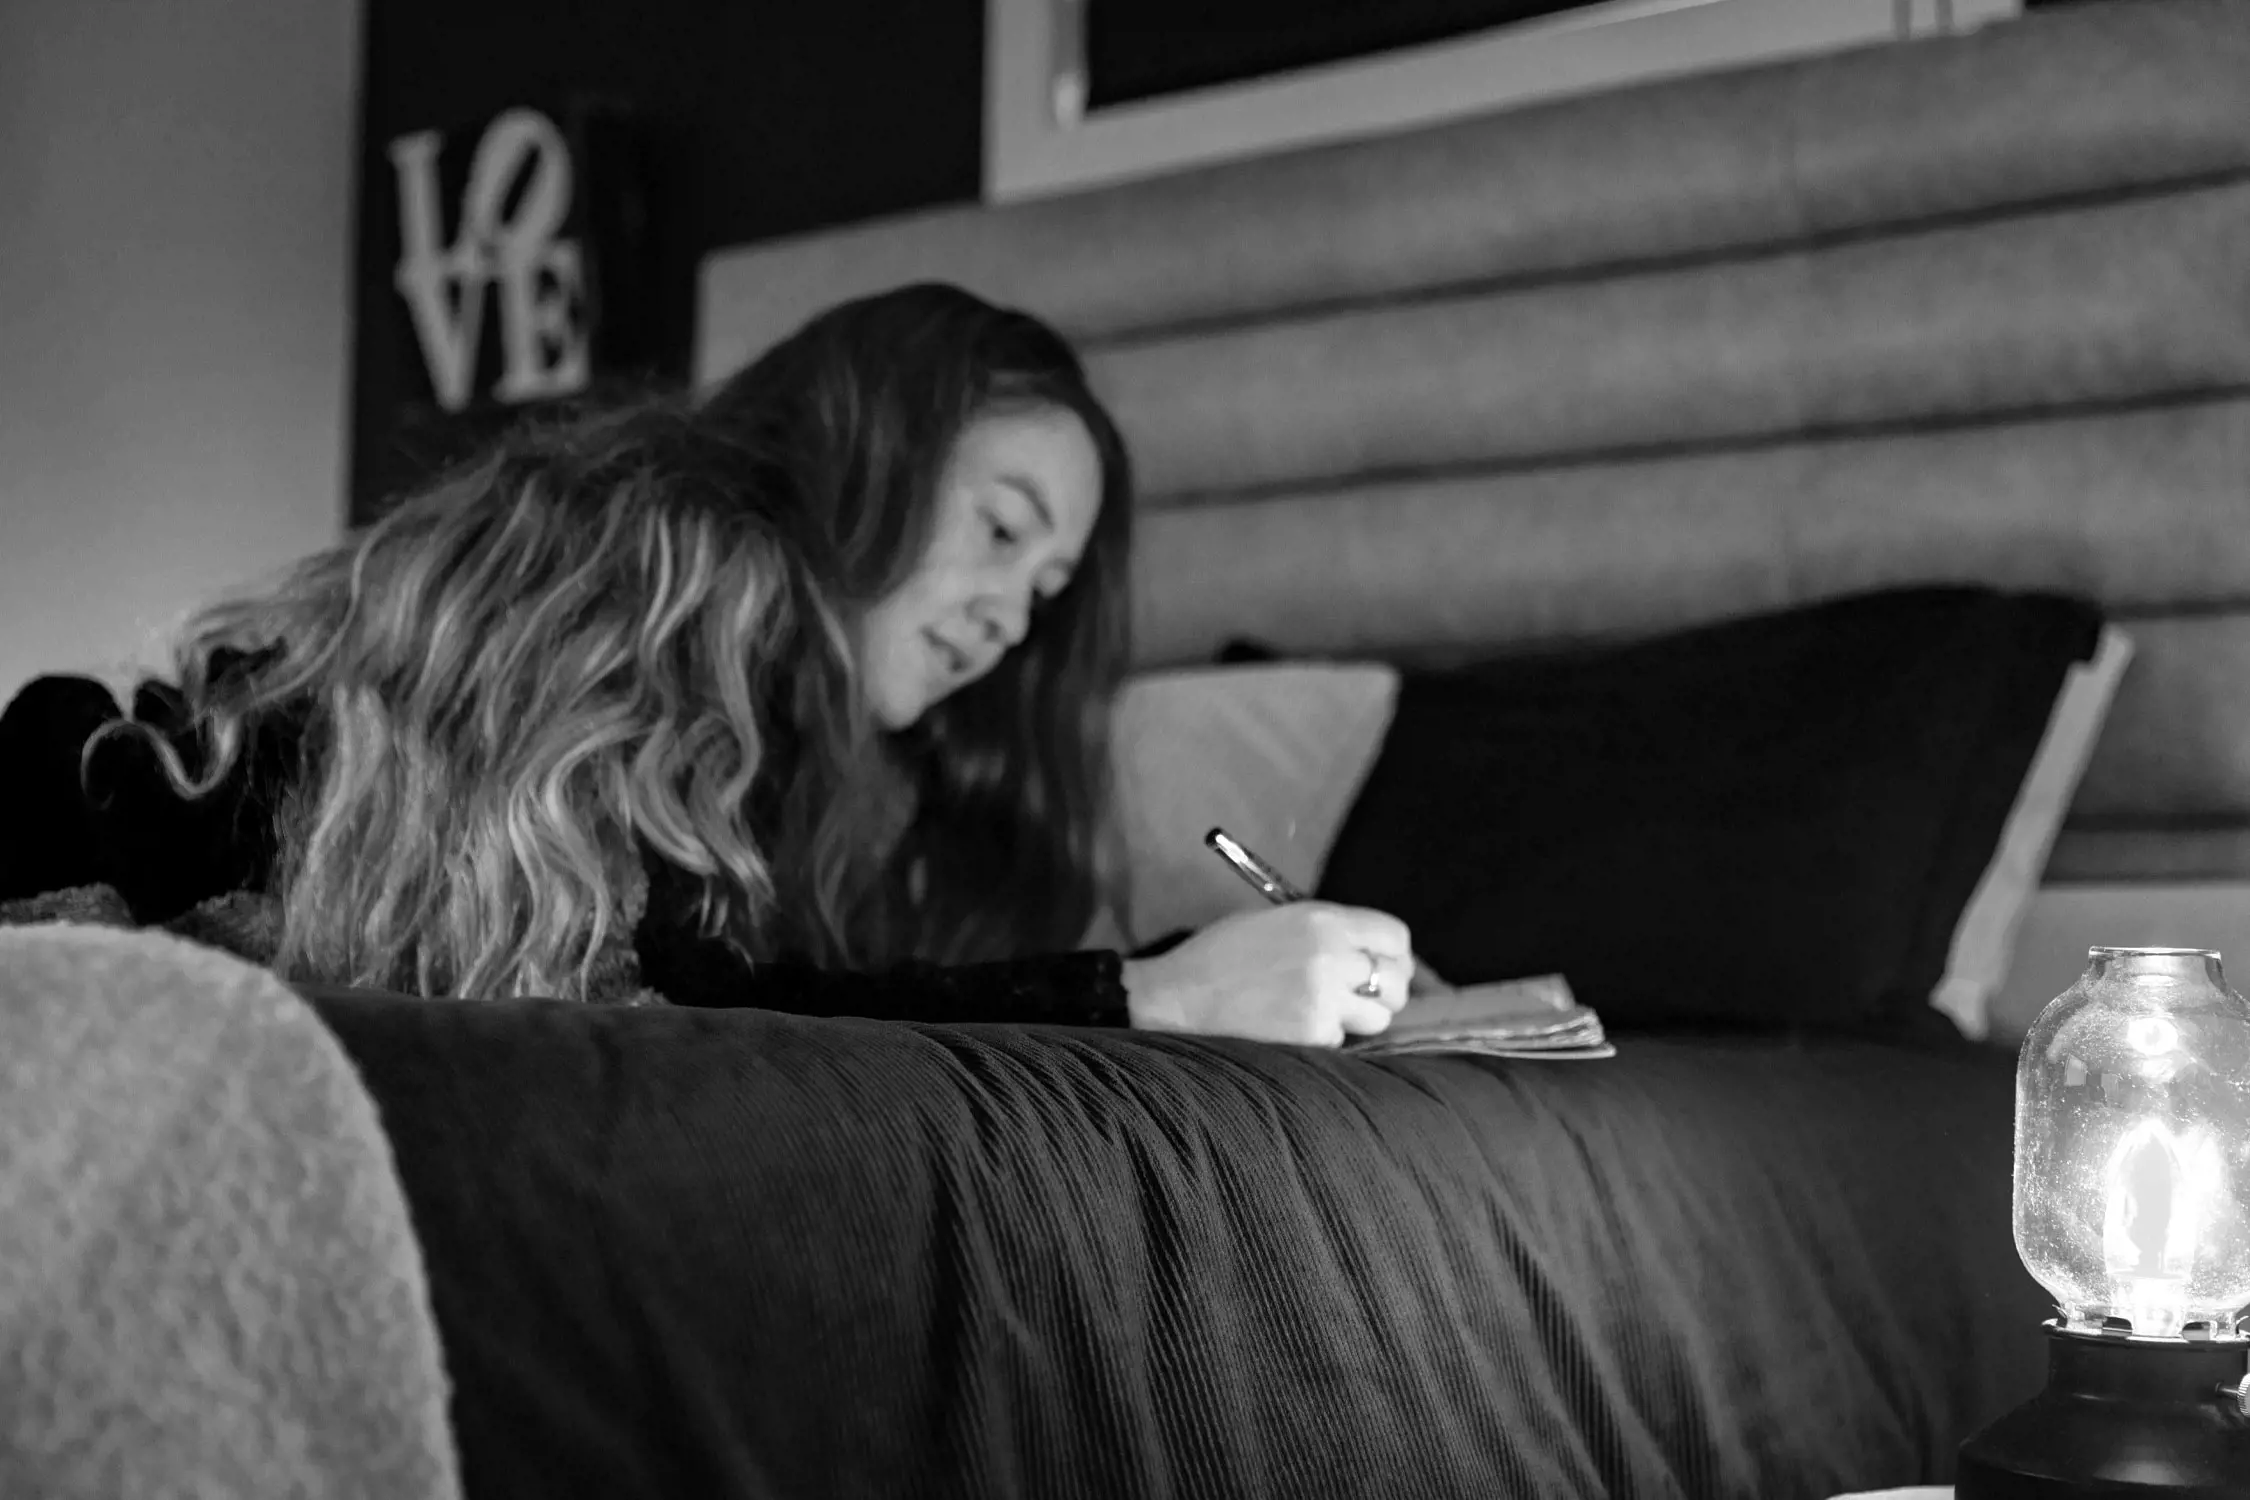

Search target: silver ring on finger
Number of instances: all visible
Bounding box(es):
[1354,948,1383,999]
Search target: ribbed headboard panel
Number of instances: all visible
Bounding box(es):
[698,0,2250,882]
[1087,183,2250,501]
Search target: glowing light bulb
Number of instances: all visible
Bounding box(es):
[2098,1117,2222,1337]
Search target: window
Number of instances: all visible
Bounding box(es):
[986,0,2021,202]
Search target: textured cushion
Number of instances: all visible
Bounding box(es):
[0,925,459,1499]
[1314,588,2103,1034]
[1128,398,2250,669]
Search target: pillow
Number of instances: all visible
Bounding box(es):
[1932,624,2133,1040]
[1100,661,1399,948]
[1312,588,2104,1035]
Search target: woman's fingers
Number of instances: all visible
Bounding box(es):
[1335,992,1397,1037]
[1309,903,1413,967]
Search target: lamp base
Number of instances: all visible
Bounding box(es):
[1957,1322,2250,1497]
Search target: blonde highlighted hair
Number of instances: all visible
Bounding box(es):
[105,398,854,1000]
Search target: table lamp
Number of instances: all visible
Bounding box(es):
[1958,947,2250,1497]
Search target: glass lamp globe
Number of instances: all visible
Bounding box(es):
[2013,947,2250,1341]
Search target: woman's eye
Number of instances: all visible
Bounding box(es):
[986,514,1020,548]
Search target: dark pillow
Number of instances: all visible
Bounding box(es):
[1312,588,2103,1035]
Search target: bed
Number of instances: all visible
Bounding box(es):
[132,2,2250,1497]
[310,989,2034,1499]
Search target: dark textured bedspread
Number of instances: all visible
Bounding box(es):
[309,993,2049,1500]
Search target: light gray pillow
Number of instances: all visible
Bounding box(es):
[1100,662,1399,948]
[1933,624,2134,1039]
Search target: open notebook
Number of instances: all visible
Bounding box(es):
[1347,973,1613,1060]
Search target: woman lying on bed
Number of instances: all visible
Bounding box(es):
[0,284,1413,1045]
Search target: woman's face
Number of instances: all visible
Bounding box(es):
[856,403,1104,729]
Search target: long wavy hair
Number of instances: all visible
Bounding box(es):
[701,282,1135,967]
[100,397,860,1001]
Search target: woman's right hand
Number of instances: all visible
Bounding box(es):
[1120,903,1415,1047]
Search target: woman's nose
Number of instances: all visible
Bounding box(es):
[971,588,1031,649]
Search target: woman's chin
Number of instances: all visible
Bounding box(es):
[867,683,931,732]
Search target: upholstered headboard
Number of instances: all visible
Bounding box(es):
[698,0,2250,889]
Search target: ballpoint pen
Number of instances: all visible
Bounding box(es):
[1204,827,1311,905]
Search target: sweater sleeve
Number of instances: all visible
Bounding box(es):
[632,858,1132,1027]
[0,675,127,902]
[642,935,1132,1027]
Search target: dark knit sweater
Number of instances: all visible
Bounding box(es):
[0,673,1130,1025]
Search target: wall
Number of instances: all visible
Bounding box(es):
[0,0,363,706]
